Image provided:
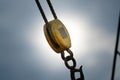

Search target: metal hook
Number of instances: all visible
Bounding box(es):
[70,66,84,80]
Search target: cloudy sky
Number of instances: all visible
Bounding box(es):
[0,0,120,80]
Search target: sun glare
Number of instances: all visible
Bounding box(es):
[60,15,90,57]
[30,14,90,71]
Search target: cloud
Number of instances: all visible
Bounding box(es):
[0,0,120,80]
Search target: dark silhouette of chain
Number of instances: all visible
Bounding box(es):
[61,49,84,80]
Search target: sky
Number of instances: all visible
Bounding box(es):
[0,0,120,80]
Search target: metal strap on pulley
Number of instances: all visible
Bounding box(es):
[35,0,57,23]
[46,0,57,19]
[35,0,48,24]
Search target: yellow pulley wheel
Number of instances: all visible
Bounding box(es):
[44,19,71,53]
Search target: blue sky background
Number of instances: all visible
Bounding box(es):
[0,0,120,80]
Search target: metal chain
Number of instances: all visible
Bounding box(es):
[61,49,84,80]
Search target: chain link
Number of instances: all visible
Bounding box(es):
[61,49,84,80]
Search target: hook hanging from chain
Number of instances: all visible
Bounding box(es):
[61,49,84,80]
[70,66,84,80]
